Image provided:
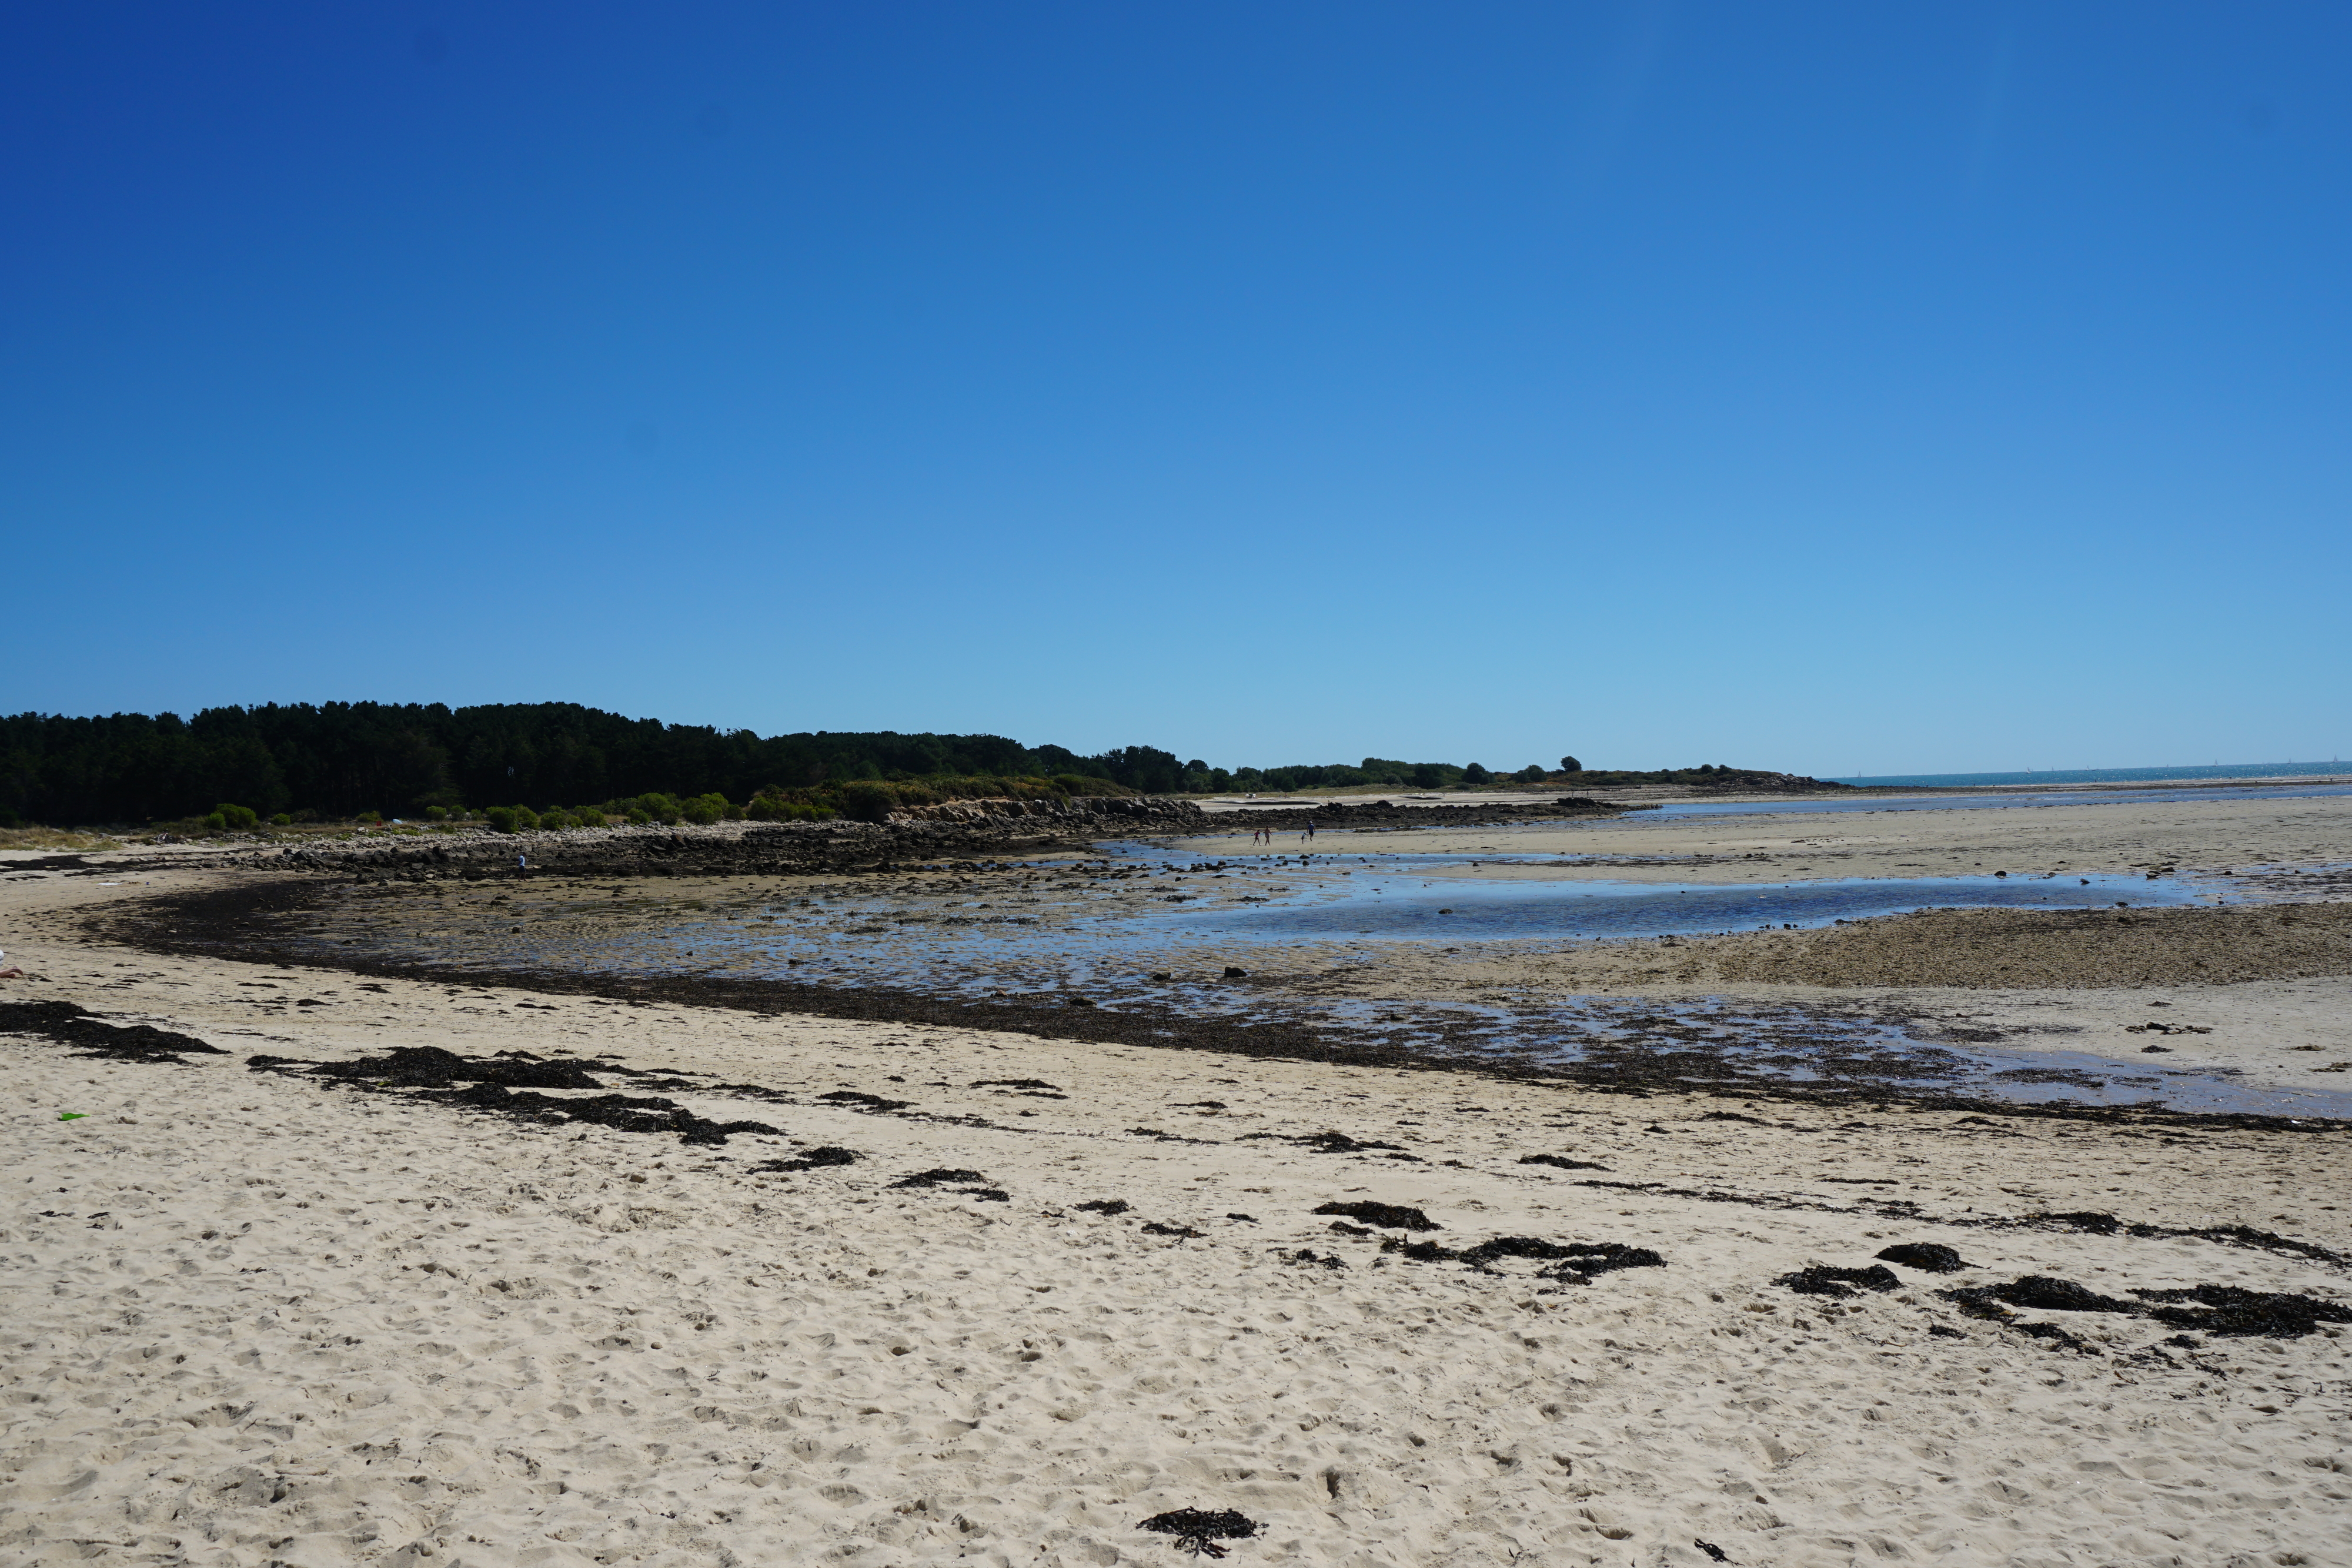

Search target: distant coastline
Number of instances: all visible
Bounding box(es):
[1828,760,2350,789]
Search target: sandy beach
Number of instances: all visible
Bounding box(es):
[6,788,2351,1566]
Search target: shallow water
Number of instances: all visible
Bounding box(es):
[1158,869,2200,941]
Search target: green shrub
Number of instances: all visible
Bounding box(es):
[485,805,543,833]
[424,805,449,821]
[212,803,259,830]
[270,812,292,826]
[1559,755,1582,773]
[1514,765,1547,783]
[1462,763,1491,784]
[682,791,730,825]
[746,797,831,823]
[625,808,651,825]
[203,811,227,832]
[627,793,683,825]
[837,780,897,823]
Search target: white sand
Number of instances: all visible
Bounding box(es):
[6,872,2352,1566]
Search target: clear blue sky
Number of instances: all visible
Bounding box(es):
[6,2,2347,777]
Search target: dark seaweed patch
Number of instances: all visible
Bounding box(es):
[1375,1234,1665,1281]
[817,1089,913,1112]
[1959,1275,2142,1314]
[310,1045,604,1089]
[752,1146,860,1173]
[1518,1154,1610,1172]
[1312,1201,1439,1231]
[1140,1508,1259,1559]
[0,999,226,1062]
[1942,1276,2351,1340]
[2131,1285,2352,1337]
[1141,1222,1206,1239]
[1875,1242,1970,1273]
[1547,1242,1666,1279]
[890,1168,990,1189]
[436,1082,782,1145]
[1074,1199,1131,1215]
[1282,1248,1348,1270]
[1776,1263,1902,1298]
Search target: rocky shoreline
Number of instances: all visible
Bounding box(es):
[152,793,1635,884]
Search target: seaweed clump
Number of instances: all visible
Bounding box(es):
[889,1168,1009,1201]
[0,999,226,1062]
[752,1146,860,1173]
[308,1045,604,1089]
[1139,1508,1261,1559]
[1378,1234,1666,1280]
[1875,1242,1970,1273]
[1776,1263,1902,1298]
[1941,1276,2352,1340]
[1312,1201,1439,1231]
[441,1082,783,1145]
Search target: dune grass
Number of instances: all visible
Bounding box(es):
[0,825,124,852]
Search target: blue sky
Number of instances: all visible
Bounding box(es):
[6,2,2346,776]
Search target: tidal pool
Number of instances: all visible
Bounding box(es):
[1155,869,2199,942]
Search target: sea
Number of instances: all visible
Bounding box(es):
[1825,760,2348,789]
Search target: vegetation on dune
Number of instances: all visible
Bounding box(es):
[0,699,1830,828]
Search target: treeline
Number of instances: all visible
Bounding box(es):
[0,703,1192,827]
[0,701,1815,827]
